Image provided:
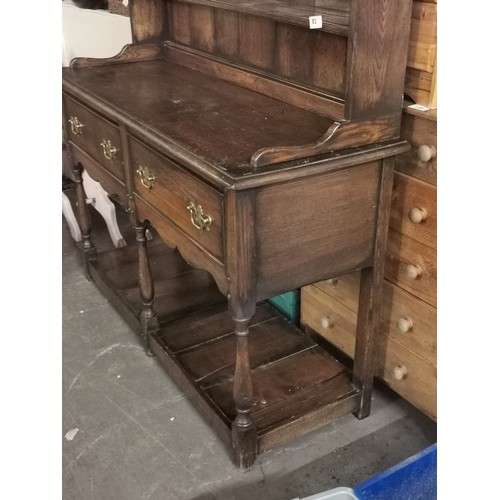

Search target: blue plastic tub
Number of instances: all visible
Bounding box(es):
[354,443,437,500]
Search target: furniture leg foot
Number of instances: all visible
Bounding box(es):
[231,415,257,471]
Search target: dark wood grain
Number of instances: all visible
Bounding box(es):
[353,157,395,418]
[130,0,168,43]
[72,162,96,277]
[347,0,413,120]
[254,161,380,299]
[69,43,163,69]
[190,3,216,52]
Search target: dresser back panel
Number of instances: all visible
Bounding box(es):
[167,1,348,97]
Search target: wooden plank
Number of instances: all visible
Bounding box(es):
[311,30,347,95]
[276,23,313,83]
[347,0,412,120]
[175,314,317,387]
[169,0,191,45]
[157,302,281,353]
[120,265,226,323]
[129,0,167,43]
[190,4,216,52]
[204,347,350,421]
[406,1,437,73]
[239,14,275,70]
[257,379,359,452]
[214,8,239,57]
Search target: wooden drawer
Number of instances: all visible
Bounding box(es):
[395,108,437,185]
[129,136,224,261]
[304,275,437,365]
[404,1,437,109]
[301,286,357,359]
[377,332,436,421]
[385,229,436,307]
[63,94,125,182]
[70,143,128,204]
[390,171,436,249]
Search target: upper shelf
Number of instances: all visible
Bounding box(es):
[174,0,351,35]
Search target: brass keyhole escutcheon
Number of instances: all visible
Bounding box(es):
[100,139,118,160]
[136,165,156,191]
[68,116,84,135]
[187,202,212,231]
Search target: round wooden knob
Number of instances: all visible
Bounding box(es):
[325,278,339,286]
[397,317,413,333]
[416,145,436,162]
[405,264,422,280]
[392,365,408,380]
[408,207,427,224]
[320,316,333,329]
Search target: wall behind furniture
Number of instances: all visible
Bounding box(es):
[62,0,132,67]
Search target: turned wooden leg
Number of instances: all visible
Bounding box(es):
[231,316,257,471]
[72,163,96,280]
[136,223,159,356]
[353,157,394,419]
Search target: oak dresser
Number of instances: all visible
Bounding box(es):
[63,0,414,469]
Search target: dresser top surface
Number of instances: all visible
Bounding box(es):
[63,60,333,171]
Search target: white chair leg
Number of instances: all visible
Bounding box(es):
[82,170,127,248]
[62,192,82,242]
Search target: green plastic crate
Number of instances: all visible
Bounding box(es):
[267,290,300,324]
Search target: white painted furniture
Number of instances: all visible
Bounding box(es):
[62,0,132,245]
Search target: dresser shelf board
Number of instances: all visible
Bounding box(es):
[86,226,361,455]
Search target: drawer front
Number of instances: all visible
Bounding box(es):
[306,275,436,365]
[301,286,357,358]
[385,229,436,307]
[129,136,224,261]
[70,143,128,204]
[377,332,437,421]
[390,172,436,249]
[404,2,437,109]
[380,281,436,365]
[63,94,125,182]
[406,1,437,74]
[395,111,437,185]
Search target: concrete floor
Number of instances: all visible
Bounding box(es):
[62,192,437,500]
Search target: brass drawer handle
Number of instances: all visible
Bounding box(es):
[68,116,85,135]
[136,165,156,191]
[100,139,118,160]
[187,202,212,231]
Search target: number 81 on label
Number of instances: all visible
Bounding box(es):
[309,15,323,29]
